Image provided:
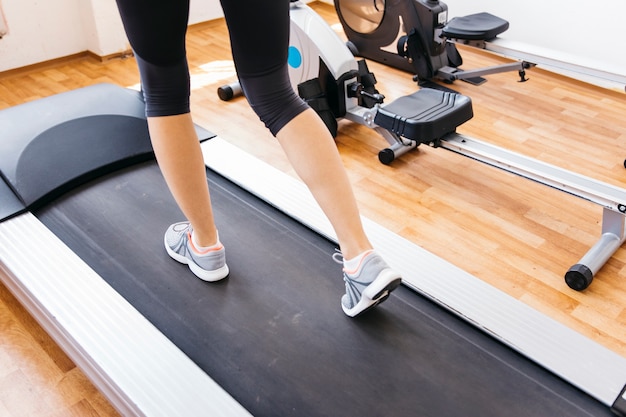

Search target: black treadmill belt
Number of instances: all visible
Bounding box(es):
[35,160,610,417]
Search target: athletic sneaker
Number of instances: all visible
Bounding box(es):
[164,222,229,282]
[334,250,402,317]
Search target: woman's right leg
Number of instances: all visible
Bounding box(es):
[219,0,370,260]
[219,0,402,315]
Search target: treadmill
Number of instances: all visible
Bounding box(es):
[1,83,625,416]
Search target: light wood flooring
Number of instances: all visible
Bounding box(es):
[1,2,625,415]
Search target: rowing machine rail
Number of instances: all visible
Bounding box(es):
[439,133,626,291]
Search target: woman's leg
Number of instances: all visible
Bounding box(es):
[147,114,218,247]
[220,0,401,315]
[274,109,371,260]
[115,0,227,280]
[219,0,369,260]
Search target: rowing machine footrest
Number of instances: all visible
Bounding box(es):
[374,88,473,143]
[443,12,509,41]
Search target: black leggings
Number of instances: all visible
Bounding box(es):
[115,0,308,136]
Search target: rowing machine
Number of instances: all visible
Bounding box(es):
[218,1,626,290]
[335,0,534,85]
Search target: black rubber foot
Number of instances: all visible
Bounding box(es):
[564,264,593,291]
[378,149,395,165]
[217,85,235,101]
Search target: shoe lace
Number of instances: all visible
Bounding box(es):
[332,249,350,284]
[332,248,344,265]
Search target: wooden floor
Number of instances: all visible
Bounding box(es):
[1,2,625,415]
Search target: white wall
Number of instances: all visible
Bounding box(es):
[0,0,224,73]
[79,0,129,58]
[0,2,8,37]
[1,0,624,80]
[443,0,626,77]
[0,0,86,72]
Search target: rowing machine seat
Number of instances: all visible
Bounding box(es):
[443,12,509,41]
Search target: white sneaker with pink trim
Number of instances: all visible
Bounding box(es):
[334,250,402,317]
[164,221,229,282]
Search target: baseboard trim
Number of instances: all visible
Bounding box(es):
[0,50,133,79]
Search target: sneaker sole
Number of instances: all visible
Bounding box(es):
[189,262,230,282]
[342,269,402,317]
[164,236,229,282]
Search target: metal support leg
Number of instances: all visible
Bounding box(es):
[345,107,419,165]
[565,208,626,291]
[375,127,418,165]
[436,61,534,83]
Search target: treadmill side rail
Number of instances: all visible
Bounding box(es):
[0,213,252,417]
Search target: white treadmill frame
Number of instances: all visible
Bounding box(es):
[1,136,625,416]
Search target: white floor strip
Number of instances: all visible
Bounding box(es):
[0,213,251,417]
[202,136,626,407]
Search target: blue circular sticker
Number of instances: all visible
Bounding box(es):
[288,46,302,68]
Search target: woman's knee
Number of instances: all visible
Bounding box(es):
[240,68,308,136]
[136,54,191,117]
